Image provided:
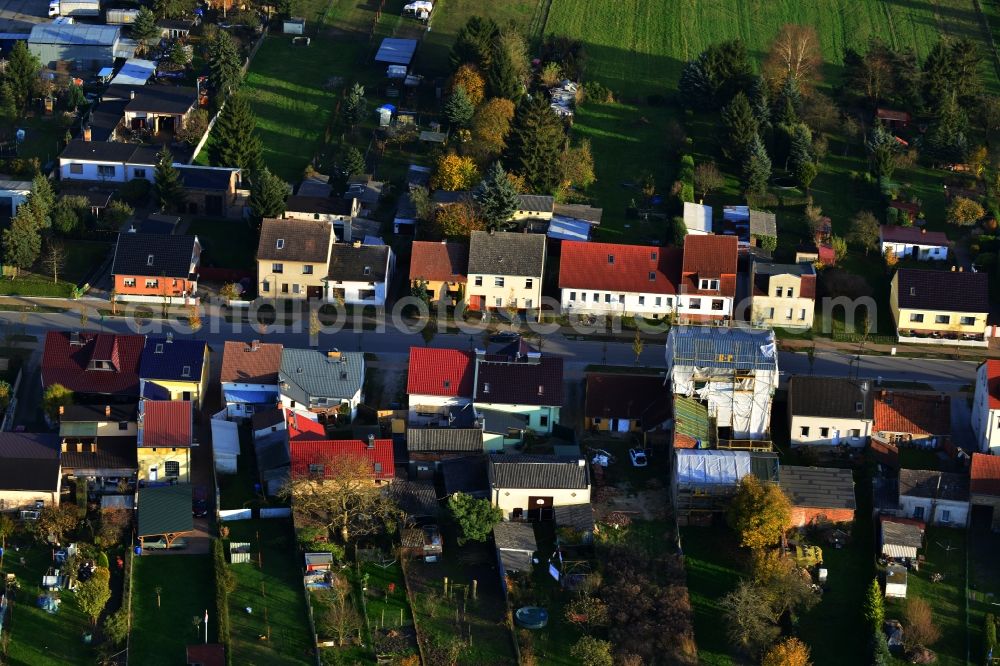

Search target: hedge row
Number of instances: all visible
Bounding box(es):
[211,538,233,666]
[0,277,75,298]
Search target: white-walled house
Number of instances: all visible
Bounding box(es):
[972,360,1000,452]
[220,340,283,419]
[488,455,590,520]
[898,469,970,527]
[405,348,474,423]
[325,243,394,307]
[59,140,160,183]
[788,376,874,447]
[558,241,682,318]
[880,226,949,261]
[677,235,739,324]
[665,326,778,439]
[279,348,365,422]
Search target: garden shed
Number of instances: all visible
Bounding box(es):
[283,17,305,34]
[885,563,907,598]
[494,522,537,575]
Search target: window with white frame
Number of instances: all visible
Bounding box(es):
[145,279,158,288]
[699,278,720,290]
[123,278,136,287]
[689,298,701,309]
[569,291,576,301]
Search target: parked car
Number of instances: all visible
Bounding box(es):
[490,331,520,343]
[192,485,209,518]
[629,448,648,467]
[142,537,188,550]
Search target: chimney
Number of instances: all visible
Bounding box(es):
[367,434,375,449]
[951,266,957,271]
[82,125,91,142]
[130,89,135,100]
[959,266,964,272]
[577,458,586,467]
[105,405,111,417]
[250,339,260,351]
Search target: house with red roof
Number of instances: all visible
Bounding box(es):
[873,390,950,454]
[406,348,475,423]
[677,235,738,323]
[970,452,1000,529]
[42,331,145,399]
[220,340,283,420]
[558,241,681,318]
[288,410,394,483]
[409,241,468,308]
[880,226,949,262]
[972,360,1000,453]
[137,400,193,484]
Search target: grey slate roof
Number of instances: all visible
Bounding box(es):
[61,401,138,423]
[749,209,777,238]
[382,480,439,518]
[327,244,391,283]
[279,348,364,404]
[668,326,777,371]
[477,408,529,435]
[753,260,815,277]
[468,231,545,277]
[494,522,537,551]
[516,194,555,214]
[899,469,969,502]
[552,203,602,225]
[554,503,596,534]
[779,466,856,510]
[882,518,923,548]
[0,433,61,492]
[895,268,989,313]
[112,232,197,278]
[286,195,355,216]
[104,84,196,114]
[175,165,236,191]
[489,455,589,490]
[137,483,193,537]
[406,428,484,452]
[789,376,875,419]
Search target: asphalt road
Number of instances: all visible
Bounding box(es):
[0,309,979,389]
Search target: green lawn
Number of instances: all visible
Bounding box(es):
[187,218,258,272]
[17,113,72,166]
[885,527,971,666]
[225,519,315,665]
[29,241,111,286]
[130,555,215,665]
[0,275,76,298]
[1,543,94,666]
[679,525,743,666]
[421,0,541,75]
[969,527,1000,663]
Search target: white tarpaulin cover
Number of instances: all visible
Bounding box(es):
[675,450,751,487]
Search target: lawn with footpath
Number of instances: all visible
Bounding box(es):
[130,555,215,665]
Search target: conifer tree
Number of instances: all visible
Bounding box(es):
[209,94,263,173]
[153,148,185,212]
[743,134,772,196]
[444,85,475,127]
[475,162,519,231]
[208,31,242,101]
[130,7,160,45]
[248,167,288,222]
[504,96,565,194]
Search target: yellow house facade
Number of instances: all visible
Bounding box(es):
[137,446,191,484]
[139,338,211,408]
[750,261,817,330]
[891,268,989,345]
[466,231,545,316]
[137,400,193,484]
[256,218,333,300]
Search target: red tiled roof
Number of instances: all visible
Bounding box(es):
[874,391,950,436]
[475,356,563,406]
[220,340,283,384]
[140,400,192,448]
[407,348,474,398]
[558,241,681,294]
[285,408,327,441]
[584,373,669,419]
[681,235,738,296]
[290,439,395,481]
[971,453,1000,496]
[409,241,468,283]
[880,226,949,246]
[986,360,1000,410]
[42,331,145,396]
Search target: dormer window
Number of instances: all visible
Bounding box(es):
[855,401,863,413]
[648,272,656,281]
[181,365,191,378]
[483,382,490,394]
[608,255,615,264]
[909,287,916,296]
[363,266,372,276]
[155,343,164,354]
[276,239,284,250]
[651,252,657,260]
[147,254,154,266]
[699,278,720,290]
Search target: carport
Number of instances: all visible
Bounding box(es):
[137,484,193,549]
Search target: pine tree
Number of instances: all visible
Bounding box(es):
[248,167,288,222]
[4,41,40,114]
[209,94,263,173]
[487,39,523,100]
[504,96,565,194]
[866,121,899,179]
[130,7,160,45]
[444,85,475,128]
[153,148,185,213]
[449,16,499,70]
[863,578,885,631]
[925,93,970,163]
[3,207,41,275]
[750,75,771,128]
[208,31,242,102]
[30,174,54,223]
[721,92,758,163]
[773,75,801,124]
[742,134,772,196]
[340,146,366,178]
[168,41,191,68]
[474,162,520,231]
[788,123,814,176]
[342,83,367,128]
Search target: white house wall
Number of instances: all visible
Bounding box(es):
[899,495,969,526]
[881,241,948,261]
[560,288,676,317]
[790,415,872,447]
[492,488,588,520]
[971,363,1000,453]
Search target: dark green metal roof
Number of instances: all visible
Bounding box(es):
[137,484,193,537]
[674,396,710,445]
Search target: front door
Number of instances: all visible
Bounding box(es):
[527,496,553,521]
[307,286,323,299]
[149,466,158,482]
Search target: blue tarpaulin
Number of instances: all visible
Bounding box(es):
[375,38,417,65]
